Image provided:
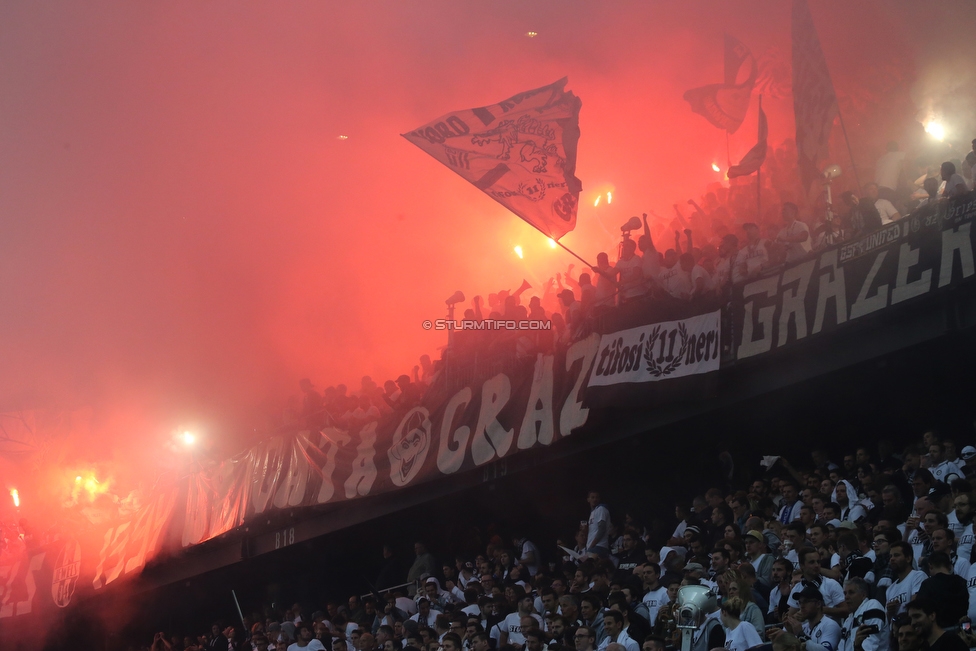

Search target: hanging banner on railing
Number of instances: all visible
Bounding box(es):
[731,192,976,359]
[588,311,722,386]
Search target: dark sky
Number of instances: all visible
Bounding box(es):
[0,1,971,474]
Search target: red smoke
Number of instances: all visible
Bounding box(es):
[0,0,968,507]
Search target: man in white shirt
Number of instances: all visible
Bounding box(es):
[777,202,812,262]
[838,578,888,651]
[941,161,969,199]
[863,183,901,225]
[289,625,327,651]
[733,223,768,283]
[874,142,906,201]
[927,442,964,484]
[597,611,638,651]
[769,585,841,651]
[585,491,612,558]
[884,542,925,619]
[613,239,644,304]
[778,482,803,524]
[788,548,847,619]
[950,492,974,564]
[498,596,544,648]
[639,563,669,627]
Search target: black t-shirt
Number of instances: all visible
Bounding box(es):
[928,631,969,651]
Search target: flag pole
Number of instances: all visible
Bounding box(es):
[835,103,862,191]
[756,95,762,222]
[553,238,597,269]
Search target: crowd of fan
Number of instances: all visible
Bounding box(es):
[145,430,976,651]
[281,138,976,429]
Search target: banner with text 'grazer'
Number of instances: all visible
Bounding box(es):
[731,192,976,359]
[402,78,583,241]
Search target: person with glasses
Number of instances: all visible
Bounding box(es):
[866,531,896,588]
[574,627,597,651]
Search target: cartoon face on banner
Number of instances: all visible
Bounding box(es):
[388,407,431,487]
[52,539,81,608]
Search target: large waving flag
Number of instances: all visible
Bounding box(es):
[727,104,768,178]
[683,34,757,134]
[792,0,838,198]
[403,78,583,241]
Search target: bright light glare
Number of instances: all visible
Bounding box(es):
[548,238,557,249]
[514,245,524,259]
[594,195,601,207]
[525,31,538,38]
[712,163,721,172]
[10,489,19,508]
[924,121,945,141]
[606,192,612,204]
[182,431,196,446]
[337,135,349,140]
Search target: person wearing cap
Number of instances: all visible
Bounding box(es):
[771,585,841,651]
[743,530,772,589]
[732,222,768,284]
[959,446,976,479]
[683,562,718,592]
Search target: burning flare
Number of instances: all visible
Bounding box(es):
[924,121,945,141]
[712,163,721,172]
[513,245,524,259]
[10,488,19,508]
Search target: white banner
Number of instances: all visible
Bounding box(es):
[402,78,582,241]
[589,311,722,386]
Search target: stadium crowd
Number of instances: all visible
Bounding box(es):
[286,137,976,430]
[166,136,976,651]
[144,430,976,651]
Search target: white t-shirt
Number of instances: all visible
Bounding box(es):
[779,220,812,262]
[598,631,639,651]
[641,586,670,626]
[712,257,732,292]
[874,199,899,225]
[587,505,611,549]
[691,265,711,296]
[955,520,974,564]
[967,562,976,622]
[289,641,327,651]
[875,151,906,190]
[732,241,768,283]
[931,460,964,483]
[804,616,842,651]
[519,539,541,576]
[788,577,844,608]
[723,621,762,651]
[945,173,969,198]
[614,255,645,299]
[885,570,925,616]
[499,612,543,646]
[665,268,693,299]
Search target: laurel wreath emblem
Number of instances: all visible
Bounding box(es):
[643,323,689,377]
